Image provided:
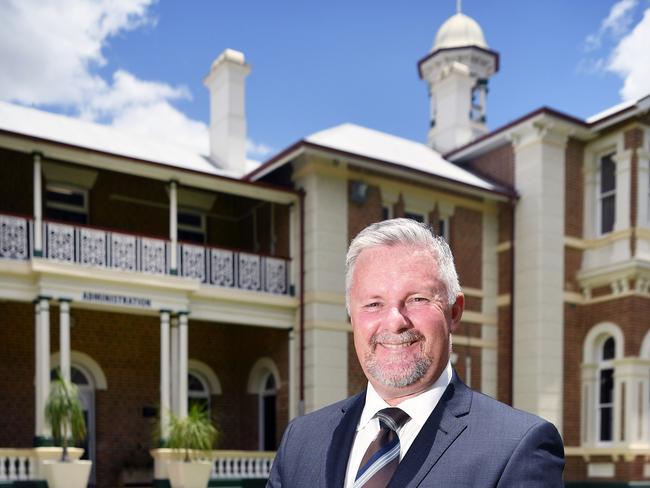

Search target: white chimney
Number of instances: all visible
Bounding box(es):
[203,49,251,175]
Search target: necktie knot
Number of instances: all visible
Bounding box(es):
[354,408,410,487]
[374,408,410,432]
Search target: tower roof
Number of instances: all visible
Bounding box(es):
[432,12,488,51]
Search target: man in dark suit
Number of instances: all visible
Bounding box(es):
[268,218,564,487]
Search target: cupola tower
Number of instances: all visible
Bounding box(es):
[418,2,499,153]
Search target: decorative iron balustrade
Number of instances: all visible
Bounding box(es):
[0,215,290,295]
[179,243,289,295]
[44,222,170,275]
[0,215,31,260]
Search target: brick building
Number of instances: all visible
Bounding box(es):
[1,8,649,488]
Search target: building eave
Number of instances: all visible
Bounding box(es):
[0,128,300,204]
[247,139,515,201]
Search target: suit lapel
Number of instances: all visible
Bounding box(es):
[324,391,366,488]
[388,373,473,488]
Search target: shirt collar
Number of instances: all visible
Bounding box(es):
[358,361,453,431]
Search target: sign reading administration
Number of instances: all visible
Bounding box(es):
[82,291,151,308]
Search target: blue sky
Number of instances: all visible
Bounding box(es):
[1,0,648,161]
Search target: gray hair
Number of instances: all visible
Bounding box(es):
[345,218,461,312]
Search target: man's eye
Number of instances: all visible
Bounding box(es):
[410,297,428,303]
[365,302,381,308]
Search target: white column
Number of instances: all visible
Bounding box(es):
[33,153,43,256]
[35,296,51,439]
[59,299,71,384]
[169,180,178,274]
[581,364,598,445]
[160,310,171,439]
[293,163,349,412]
[512,124,567,429]
[615,359,647,446]
[178,312,189,418]
[170,316,179,415]
[288,329,297,419]
[481,207,498,397]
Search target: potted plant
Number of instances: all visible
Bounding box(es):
[42,371,91,488]
[166,404,218,488]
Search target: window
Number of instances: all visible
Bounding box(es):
[260,373,277,451]
[598,154,616,234]
[178,209,205,244]
[598,337,616,442]
[188,372,211,413]
[45,185,88,224]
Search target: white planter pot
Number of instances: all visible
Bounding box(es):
[167,460,212,488]
[43,459,92,488]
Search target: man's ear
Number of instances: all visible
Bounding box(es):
[449,293,465,333]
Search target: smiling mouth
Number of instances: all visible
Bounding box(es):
[378,341,418,350]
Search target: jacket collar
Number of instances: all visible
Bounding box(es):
[389,371,472,487]
[324,391,366,488]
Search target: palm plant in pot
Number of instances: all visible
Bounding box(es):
[166,404,218,488]
[43,371,91,488]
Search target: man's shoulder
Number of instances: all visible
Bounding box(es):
[466,385,557,435]
[290,391,364,428]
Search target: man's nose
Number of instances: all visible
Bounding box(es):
[384,304,410,331]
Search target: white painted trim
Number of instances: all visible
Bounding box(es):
[640,329,650,359]
[582,322,625,364]
[50,350,107,390]
[247,357,281,394]
[188,359,222,395]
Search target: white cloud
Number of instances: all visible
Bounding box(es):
[0,0,214,156]
[247,139,274,158]
[0,0,154,106]
[582,1,650,102]
[585,0,638,51]
[607,7,650,100]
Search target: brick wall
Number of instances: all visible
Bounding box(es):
[450,207,482,290]
[463,143,515,187]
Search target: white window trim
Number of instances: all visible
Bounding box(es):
[583,133,622,240]
[45,184,89,219]
[581,322,624,446]
[596,152,617,237]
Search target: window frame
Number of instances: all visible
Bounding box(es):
[177,208,206,244]
[45,183,89,224]
[596,152,616,236]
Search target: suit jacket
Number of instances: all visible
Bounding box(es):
[267,373,564,487]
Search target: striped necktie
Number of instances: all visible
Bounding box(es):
[353,407,411,488]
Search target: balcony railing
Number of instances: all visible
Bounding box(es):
[151,448,274,482]
[0,214,290,295]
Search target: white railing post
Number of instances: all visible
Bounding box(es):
[33,153,43,257]
[169,180,178,274]
[178,311,188,418]
[160,310,171,440]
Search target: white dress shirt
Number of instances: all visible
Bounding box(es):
[343,362,453,488]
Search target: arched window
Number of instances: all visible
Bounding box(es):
[247,358,281,451]
[598,337,615,442]
[582,323,624,446]
[188,372,211,413]
[260,373,277,451]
